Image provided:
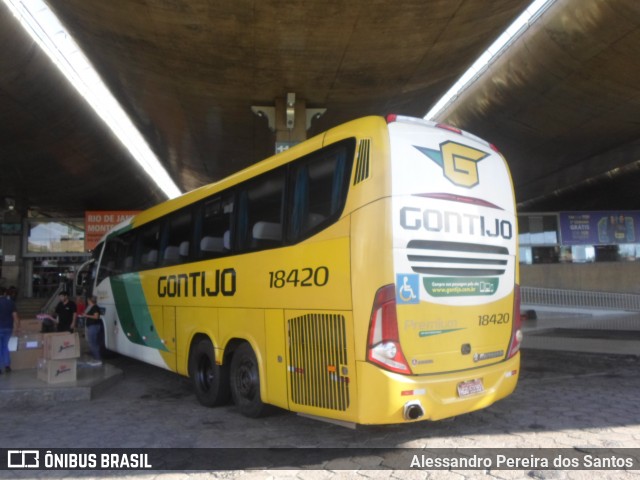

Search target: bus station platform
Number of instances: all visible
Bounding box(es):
[0,356,122,407]
[521,307,640,355]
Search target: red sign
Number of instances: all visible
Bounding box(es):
[84,211,140,251]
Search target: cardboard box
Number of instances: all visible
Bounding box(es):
[10,348,43,370]
[37,357,77,384]
[19,319,43,334]
[43,332,80,360]
[18,333,44,350]
[7,333,45,370]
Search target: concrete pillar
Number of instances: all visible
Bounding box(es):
[1,234,21,292]
[252,93,326,153]
[275,94,307,144]
[24,258,33,298]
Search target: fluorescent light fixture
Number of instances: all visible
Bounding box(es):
[3,0,182,200]
[424,0,555,121]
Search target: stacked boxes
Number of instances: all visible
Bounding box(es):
[37,332,81,384]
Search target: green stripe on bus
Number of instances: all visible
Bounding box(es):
[110,274,168,351]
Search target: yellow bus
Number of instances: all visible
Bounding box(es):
[87,115,521,425]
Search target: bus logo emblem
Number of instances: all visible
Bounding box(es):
[415,141,489,188]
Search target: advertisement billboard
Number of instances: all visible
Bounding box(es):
[559,211,639,246]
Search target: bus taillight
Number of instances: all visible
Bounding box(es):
[367,284,412,375]
[507,284,523,358]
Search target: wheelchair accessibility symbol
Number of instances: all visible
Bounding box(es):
[397,274,420,304]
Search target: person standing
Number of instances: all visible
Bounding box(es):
[82,296,102,366]
[76,296,86,318]
[54,291,77,333]
[0,286,20,373]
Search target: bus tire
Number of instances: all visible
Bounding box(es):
[230,343,269,418]
[189,338,230,407]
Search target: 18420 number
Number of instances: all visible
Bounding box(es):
[478,313,510,326]
[269,267,329,288]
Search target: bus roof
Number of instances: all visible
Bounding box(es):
[94,115,397,246]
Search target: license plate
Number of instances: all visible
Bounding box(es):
[457,379,484,397]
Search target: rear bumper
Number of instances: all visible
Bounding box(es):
[354,353,520,425]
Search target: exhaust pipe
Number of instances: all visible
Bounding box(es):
[403,400,424,421]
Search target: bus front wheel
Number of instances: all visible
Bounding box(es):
[230,343,268,418]
[189,338,230,407]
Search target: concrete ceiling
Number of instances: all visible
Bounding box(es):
[440,0,640,212]
[1,0,639,218]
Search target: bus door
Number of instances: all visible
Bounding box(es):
[161,306,177,371]
[74,258,95,297]
[264,309,288,409]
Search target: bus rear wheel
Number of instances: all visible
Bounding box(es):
[230,343,269,417]
[189,338,230,407]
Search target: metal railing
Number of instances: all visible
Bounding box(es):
[40,283,65,314]
[521,286,640,312]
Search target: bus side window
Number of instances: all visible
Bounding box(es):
[288,140,353,241]
[97,229,135,283]
[97,240,117,284]
[198,194,234,260]
[237,168,285,251]
[138,223,161,270]
[162,208,193,266]
[115,231,137,274]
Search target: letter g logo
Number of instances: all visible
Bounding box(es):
[415,141,489,188]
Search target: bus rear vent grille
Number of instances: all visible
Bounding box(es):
[353,139,371,185]
[407,239,509,276]
[288,313,350,411]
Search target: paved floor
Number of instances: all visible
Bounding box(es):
[1,311,639,479]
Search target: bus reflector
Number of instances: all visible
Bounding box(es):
[367,284,412,375]
[435,123,462,134]
[401,389,426,396]
[507,284,522,358]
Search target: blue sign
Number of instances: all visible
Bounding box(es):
[396,274,420,304]
[559,211,640,246]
